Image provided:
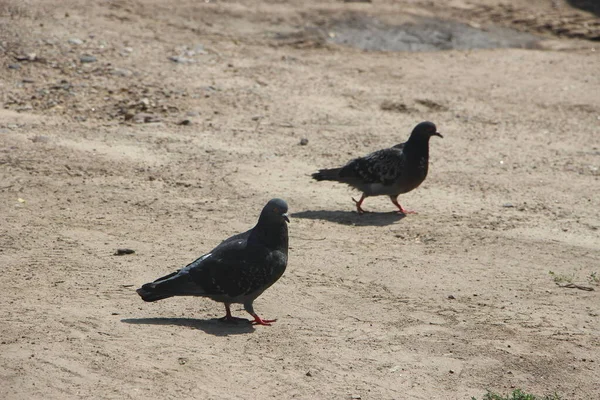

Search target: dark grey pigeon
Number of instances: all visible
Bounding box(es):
[136,198,289,326]
[312,121,442,214]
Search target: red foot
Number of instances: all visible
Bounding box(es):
[391,197,417,215]
[397,207,417,215]
[250,314,277,326]
[352,195,367,214]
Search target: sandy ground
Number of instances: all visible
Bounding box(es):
[1,0,599,399]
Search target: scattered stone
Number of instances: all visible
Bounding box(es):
[177,119,192,126]
[186,111,200,117]
[132,113,161,123]
[502,203,515,208]
[191,44,207,54]
[168,55,195,63]
[300,138,309,146]
[15,53,36,61]
[29,135,50,143]
[305,371,312,377]
[448,294,456,300]
[111,67,132,77]
[380,100,412,113]
[416,99,449,111]
[351,395,361,400]
[449,369,455,374]
[80,54,97,63]
[8,63,20,70]
[114,248,135,256]
[68,38,84,45]
[177,357,188,365]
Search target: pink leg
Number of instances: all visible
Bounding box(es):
[351,194,367,214]
[249,313,277,326]
[390,196,417,215]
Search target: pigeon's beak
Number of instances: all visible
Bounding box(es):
[282,213,290,223]
[433,132,443,138]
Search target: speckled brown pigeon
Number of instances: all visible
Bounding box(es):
[312,121,442,214]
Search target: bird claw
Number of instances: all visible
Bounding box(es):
[351,197,366,214]
[398,209,417,215]
[250,315,277,326]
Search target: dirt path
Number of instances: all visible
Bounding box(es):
[1,1,599,399]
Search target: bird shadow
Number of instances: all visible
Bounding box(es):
[121,317,256,336]
[291,210,405,226]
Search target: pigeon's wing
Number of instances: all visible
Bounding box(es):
[339,147,405,185]
[183,239,285,299]
[215,228,252,248]
[139,237,272,299]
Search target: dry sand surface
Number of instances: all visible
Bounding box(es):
[1,0,599,399]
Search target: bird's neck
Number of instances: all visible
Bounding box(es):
[250,221,288,252]
[404,137,430,159]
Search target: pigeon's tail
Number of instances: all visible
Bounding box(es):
[136,284,174,302]
[136,270,181,302]
[312,168,342,182]
[137,269,204,302]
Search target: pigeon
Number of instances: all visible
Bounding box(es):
[312,121,442,214]
[136,198,289,326]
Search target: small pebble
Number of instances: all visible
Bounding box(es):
[177,119,192,126]
[168,56,195,63]
[114,248,135,256]
[111,68,132,77]
[80,54,97,63]
[305,371,312,377]
[447,294,455,300]
[300,138,309,146]
[29,135,50,143]
[132,113,161,123]
[8,63,20,70]
[68,38,83,45]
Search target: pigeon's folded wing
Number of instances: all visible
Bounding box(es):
[339,148,405,186]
